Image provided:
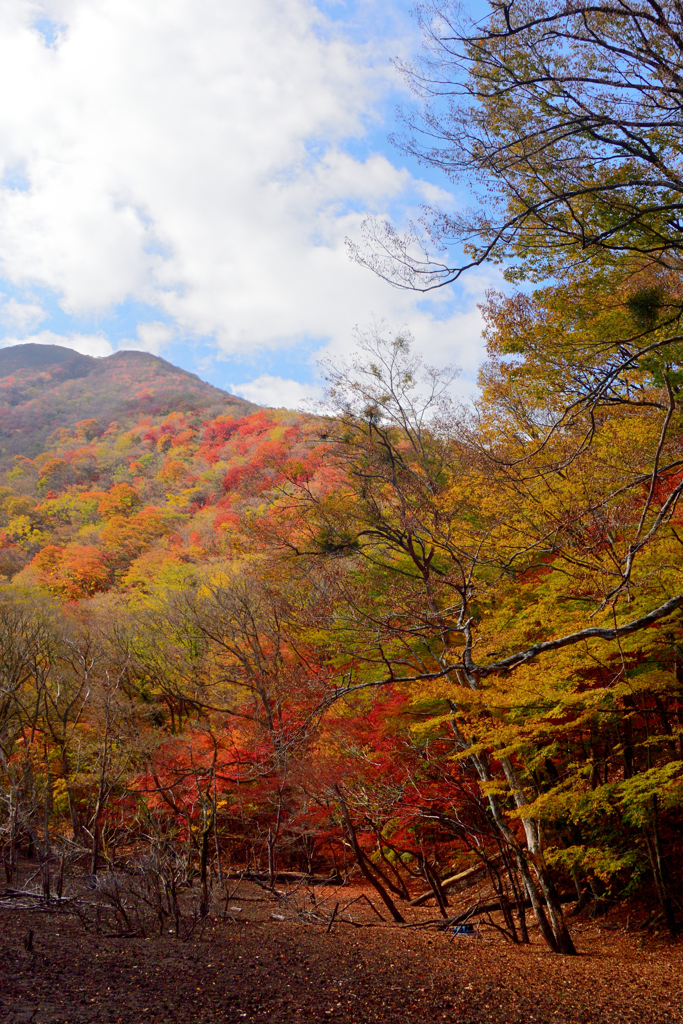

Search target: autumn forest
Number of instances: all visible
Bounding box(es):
[4,0,683,975]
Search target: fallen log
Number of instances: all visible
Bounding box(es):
[227,870,344,886]
[444,900,506,927]
[409,861,494,907]
[0,888,73,903]
[437,892,578,929]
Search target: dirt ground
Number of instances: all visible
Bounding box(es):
[1,880,682,1024]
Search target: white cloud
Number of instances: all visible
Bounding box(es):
[0,1,486,379]
[117,321,175,355]
[0,330,113,357]
[231,374,322,409]
[0,297,47,332]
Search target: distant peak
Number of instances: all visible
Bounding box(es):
[0,342,96,375]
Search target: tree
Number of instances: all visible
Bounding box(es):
[32,545,111,599]
[124,562,338,880]
[282,325,683,946]
[275,328,575,949]
[0,593,55,884]
[353,0,683,291]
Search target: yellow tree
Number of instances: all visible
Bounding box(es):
[281,322,683,948]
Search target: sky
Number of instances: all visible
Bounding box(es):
[0,0,494,408]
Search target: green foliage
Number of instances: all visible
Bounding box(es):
[627,286,666,331]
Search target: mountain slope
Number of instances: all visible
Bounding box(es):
[0,341,315,589]
[0,343,258,464]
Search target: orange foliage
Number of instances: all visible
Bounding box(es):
[38,457,67,480]
[74,419,100,441]
[100,506,170,556]
[157,458,188,484]
[32,544,111,598]
[97,483,142,519]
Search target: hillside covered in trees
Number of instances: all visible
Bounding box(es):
[1,310,683,960]
[3,0,683,974]
[0,343,256,465]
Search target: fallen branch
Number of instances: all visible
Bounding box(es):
[437,892,578,929]
[409,862,492,907]
[0,888,75,906]
[226,870,343,886]
[325,903,339,934]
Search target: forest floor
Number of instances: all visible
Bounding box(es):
[1,877,682,1024]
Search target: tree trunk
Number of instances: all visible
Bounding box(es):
[501,757,577,955]
[468,750,576,954]
[334,787,405,923]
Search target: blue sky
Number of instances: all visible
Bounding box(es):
[0,0,494,407]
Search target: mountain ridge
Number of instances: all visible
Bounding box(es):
[0,339,308,588]
[0,342,259,463]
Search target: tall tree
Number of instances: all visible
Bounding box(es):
[353,0,683,290]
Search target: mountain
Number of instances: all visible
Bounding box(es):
[0,342,96,377]
[0,343,258,463]
[0,341,312,587]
